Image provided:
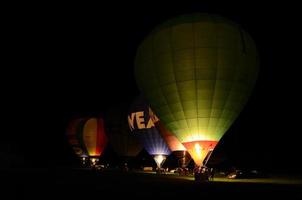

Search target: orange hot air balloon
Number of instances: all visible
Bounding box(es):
[66,118,108,166]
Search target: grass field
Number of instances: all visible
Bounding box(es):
[2,168,302,199]
[137,170,302,185]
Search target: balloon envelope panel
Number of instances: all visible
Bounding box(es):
[155,121,186,152]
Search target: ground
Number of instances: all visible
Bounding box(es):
[2,168,302,199]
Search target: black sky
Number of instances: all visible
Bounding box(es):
[3,2,301,171]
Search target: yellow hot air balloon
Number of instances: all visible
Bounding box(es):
[135,14,259,167]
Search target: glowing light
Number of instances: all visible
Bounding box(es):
[183,141,218,167]
[90,158,99,166]
[188,143,204,167]
[81,158,86,165]
[184,133,207,143]
[195,143,202,155]
[153,155,167,168]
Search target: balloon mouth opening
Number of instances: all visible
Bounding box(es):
[182,140,218,167]
[153,155,167,168]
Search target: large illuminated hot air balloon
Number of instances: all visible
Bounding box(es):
[66,118,108,166]
[149,109,191,168]
[128,95,171,169]
[135,14,259,167]
[105,106,143,166]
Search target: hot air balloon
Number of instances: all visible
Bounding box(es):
[66,118,108,166]
[135,14,259,167]
[128,95,171,169]
[66,119,88,161]
[105,105,143,169]
[149,108,191,169]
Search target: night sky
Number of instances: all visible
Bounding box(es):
[3,2,301,172]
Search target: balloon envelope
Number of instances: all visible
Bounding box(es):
[128,95,171,167]
[66,118,108,159]
[135,14,259,166]
[106,106,143,158]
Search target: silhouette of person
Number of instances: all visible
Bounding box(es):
[209,168,215,181]
[194,166,201,181]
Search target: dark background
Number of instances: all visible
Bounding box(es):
[2,2,301,172]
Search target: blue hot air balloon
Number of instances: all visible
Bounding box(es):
[128,95,171,169]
